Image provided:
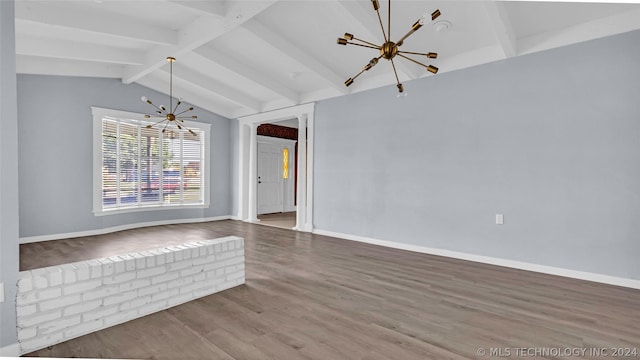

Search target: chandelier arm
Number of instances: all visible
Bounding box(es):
[346,42,381,50]
[174,107,194,116]
[146,100,168,114]
[161,121,171,134]
[397,54,437,73]
[172,101,182,114]
[373,4,388,43]
[395,26,421,48]
[398,50,436,57]
[390,58,401,85]
[350,36,381,48]
[145,118,169,128]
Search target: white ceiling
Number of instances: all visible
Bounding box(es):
[14,0,640,119]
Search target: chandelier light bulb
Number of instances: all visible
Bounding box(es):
[141,96,147,102]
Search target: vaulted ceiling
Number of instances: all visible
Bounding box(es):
[14,0,640,119]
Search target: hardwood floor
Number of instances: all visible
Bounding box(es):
[257,211,296,230]
[22,220,640,359]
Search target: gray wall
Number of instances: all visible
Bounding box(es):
[0,0,19,349]
[18,75,233,238]
[313,30,640,280]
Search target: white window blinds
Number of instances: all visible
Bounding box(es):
[97,111,207,212]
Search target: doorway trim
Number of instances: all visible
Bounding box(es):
[237,103,314,232]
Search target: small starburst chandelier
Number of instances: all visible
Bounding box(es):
[337,0,441,93]
[141,57,198,135]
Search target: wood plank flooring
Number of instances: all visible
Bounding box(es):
[21,220,640,359]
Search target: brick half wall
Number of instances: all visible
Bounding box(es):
[15,236,245,354]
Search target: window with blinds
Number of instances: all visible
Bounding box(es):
[93,107,209,213]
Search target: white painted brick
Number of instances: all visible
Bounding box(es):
[60,264,78,284]
[180,265,204,277]
[63,299,102,316]
[64,319,103,339]
[103,309,138,327]
[63,279,102,295]
[83,285,118,301]
[33,276,48,289]
[193,272,206,282]
[73,262,91,281]
[119,295,151,311]
[137,266,166,279]
[167,260,192,272]
[180,280,208,295]
[103,271,136,285]
[98,258,115,276]
[16,291,38,306]
[217,281,237,292]
[138,283,167,297]
[82,305,118,322]
[37,287,62,301]
[18,327,37,341]
[216,251,236,261]
[161,248,175,263]
[18,277,33,293]
[17,304,37,317]
[20,332,63,353]
[139,251,156,267]
[151,288,179,303]
[17,310,61,328]
[118,254,136,271]
[108,256,126,273]
[40,294,81,312]
[166,293,193,307]
[38,315,81,335]
[193,286,217,299]
[203,261,225,272]
[168,276,193,290]
[137,301,167,316]
[86,260,102,279]
[193,255,215,266]
[148,249,166,265]
[103,290,137,306]
[49,267,64,286]
[130,252,146,269]
[213,243,221,253]
[226,271,245,282]
[220,242,229,252]
[118,278,151,292]
[170,246,184,261]
[228,241,236,250]
[151,271,179,285]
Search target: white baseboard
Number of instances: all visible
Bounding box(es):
[0,342,21,357]
[20,215,233,244]
[313,229,640,290]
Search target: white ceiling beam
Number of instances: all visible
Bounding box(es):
[243,19,348,94]
[16,36,146,65]
[14,2,177,46]
[166,1,227,17]
[159,68,262,112]
[122,0,277,84]
[193,47,299,104]
[16,55,124,78]
[137,74,235,119]
[518,7,640,56]
[333,0,416,80]
[483,1,517,58]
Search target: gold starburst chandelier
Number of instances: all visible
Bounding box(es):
[141,57,198,135]
[337,0,441,93]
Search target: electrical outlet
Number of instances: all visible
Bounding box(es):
[0,282,4,303]
[496,214,504,225]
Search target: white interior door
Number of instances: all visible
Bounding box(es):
[257,142,283,215]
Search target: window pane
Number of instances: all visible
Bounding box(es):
[183,160,201,203]
[102,120,117,207]
[99,113,206,211]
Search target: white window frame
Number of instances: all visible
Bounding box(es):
[92,106,211,216]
